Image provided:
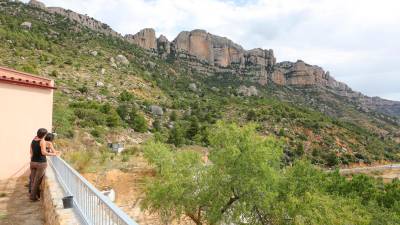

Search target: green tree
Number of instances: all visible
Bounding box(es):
[119,90,134,102]
[186,116,200,140]
[131,112,148,132]
[143,122,284,225]
[169,110,178,121]
[168,123,186,147]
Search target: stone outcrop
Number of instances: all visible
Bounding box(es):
[275,60,350,90]
[237,85,258,97]
[125,28,157,50]
[149,105,163,116]
[28,0,45,9]
[20,21,32,29]
[157,35,170,58]
[170,29,276,70]
[25,1,120,37]
[46,7,120,37]
[245,48,275,69]
[115,55,129,65]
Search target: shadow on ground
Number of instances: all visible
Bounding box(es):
[0,171,44,225]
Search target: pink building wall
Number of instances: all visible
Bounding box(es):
[0,68,54,180]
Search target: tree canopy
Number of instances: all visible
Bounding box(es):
[142,122,400,225]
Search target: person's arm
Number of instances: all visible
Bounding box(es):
[47,142,59,154]
[30,145,33,158]
[40,139,56,156]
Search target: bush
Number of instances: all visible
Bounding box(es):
[50,70,58,77]
[90,126,106,138]
[246,109,257,121]
[77,86,88,94]
[168,123,186,147]
[66,151,93,172]
[119,90,134,102]
[131,112,148,132]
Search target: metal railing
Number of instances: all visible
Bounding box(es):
[49,156,138,225]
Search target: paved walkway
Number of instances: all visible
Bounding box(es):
[0,174,44,225]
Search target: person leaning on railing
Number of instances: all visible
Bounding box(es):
[29,128,58,201]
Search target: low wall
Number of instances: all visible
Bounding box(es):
[41,166,81,225]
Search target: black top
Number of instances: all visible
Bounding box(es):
[31,140,46,163]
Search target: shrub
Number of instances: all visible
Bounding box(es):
[119,90,134,102]
[131,112,148,132]
[78,86,88,94]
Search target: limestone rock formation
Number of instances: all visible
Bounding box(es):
[46,7,120,37]
[171,29,276,70]
[188,83,197,92]
[125,28,157,50]
[157,35,170,58]
[20,21,32,29]
[26,1,121,37]
[275,60,350,90]
[270,69,286,85]
[245,48,275,69]
[28,0,45,9]
[238,85,258,97]
[149,105,163,116]
[115,55,129,65]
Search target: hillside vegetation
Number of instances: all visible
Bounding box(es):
[1,1,400,224]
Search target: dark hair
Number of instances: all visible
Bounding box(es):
[45,133,55,142]
[37,128,48,139]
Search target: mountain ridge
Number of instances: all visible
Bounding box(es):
[25,0,400,118]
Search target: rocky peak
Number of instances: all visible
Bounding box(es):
[171,29,275,69]
[274,60,351,90]
[157,35,170,58]
[28,0,45,9]
[125,28,157,50]
[25,1,120,37]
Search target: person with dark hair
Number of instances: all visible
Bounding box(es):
[44,133,59,154]
[29,128,57,201]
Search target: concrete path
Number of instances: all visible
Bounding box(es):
[0,174,44,225]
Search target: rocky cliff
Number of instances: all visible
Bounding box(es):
[125,28,157,50]
[28,0,120,37]
[25,0,400,117]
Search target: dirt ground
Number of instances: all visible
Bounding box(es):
[0,173,44,225]
[83,155,194,225]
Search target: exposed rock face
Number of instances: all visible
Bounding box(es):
[149,105,163,116]
[275,60,350,90]
[188,83,197,92]
[157,35,170,58]
[271,69,286,85]
[46,7,120,37]
[26,1,120,37]
[28,0,45,9]
[171,30,275,69]
[245,48,275,69]
[238,85,258,97]
[125,28,157,50]
[115,55,129,65]
[20,21,32,29]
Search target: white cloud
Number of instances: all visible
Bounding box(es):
[22,0,400,100]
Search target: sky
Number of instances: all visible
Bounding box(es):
[22,0,400,101]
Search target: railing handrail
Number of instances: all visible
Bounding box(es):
[49,156,138,225]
